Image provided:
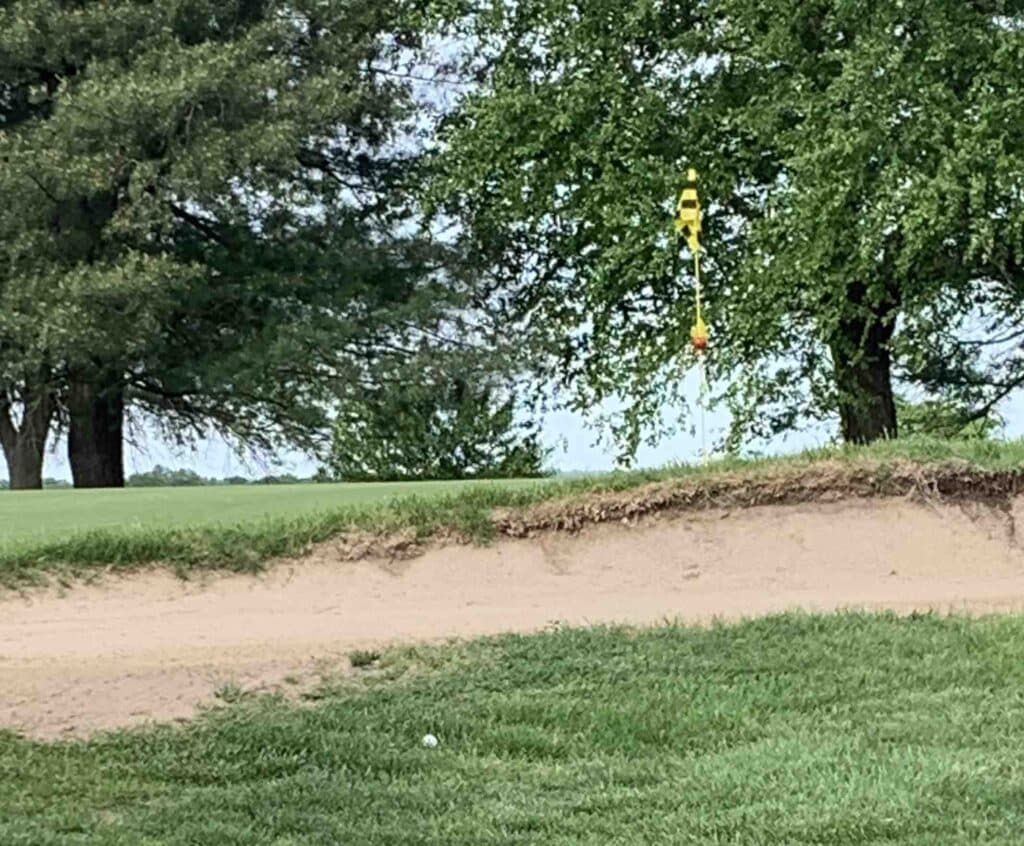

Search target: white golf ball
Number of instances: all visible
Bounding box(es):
[422,733,439,748]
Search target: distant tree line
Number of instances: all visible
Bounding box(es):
[123,466,317,487]
[0,478,71,491]
[0,466,316,489]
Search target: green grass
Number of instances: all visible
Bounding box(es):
[2,436,1023,589]
[3,612,1024,843]
[0,478,545,545]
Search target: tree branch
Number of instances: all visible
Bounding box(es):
[963,373,1024,425]
[25,172,60,204]
[167,203,234,249]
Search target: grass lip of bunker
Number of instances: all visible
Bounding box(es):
[495,457,1024,537]
[1,436,1024,590]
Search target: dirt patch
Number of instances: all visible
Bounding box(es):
[4,494,1024,739]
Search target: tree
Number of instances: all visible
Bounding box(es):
[0,379,54,490]
[126,466,206,487]
[326,352,550,481]
[0,0,465,487]
[425,0,1024,457]
[895,397,1003,441]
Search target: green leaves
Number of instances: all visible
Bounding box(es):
[327,346,551,481]
[427,0,1024,455]
[0,0,505,476]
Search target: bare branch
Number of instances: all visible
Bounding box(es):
[24,172,59,204]
[167,203,233,249]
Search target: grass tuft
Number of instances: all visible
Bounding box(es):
[349,649,382,669]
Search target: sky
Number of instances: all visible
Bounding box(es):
[15,368,792,482]
[30,401,775,482]
[10,371,787,482]
[18,377,1024,484]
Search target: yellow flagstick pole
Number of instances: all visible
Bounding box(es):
[676,167,709,466]
[694,250,702,325]
[694,249,708,466]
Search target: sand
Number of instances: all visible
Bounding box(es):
[3,497,1024,738]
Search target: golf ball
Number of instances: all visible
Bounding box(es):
[422,733,439,748]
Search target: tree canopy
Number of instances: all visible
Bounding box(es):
[326,349,550,481]
[425,0,1024,458]
[4,0,1023,487]
[1,0,495,487]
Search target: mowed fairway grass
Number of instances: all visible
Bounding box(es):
[3,613,1024,844]
[0,478,546,545]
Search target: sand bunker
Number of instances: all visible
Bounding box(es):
[4,496,1024,738]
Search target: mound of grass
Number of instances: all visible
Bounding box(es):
[2,613,1024,843]
[2,436,1023,589]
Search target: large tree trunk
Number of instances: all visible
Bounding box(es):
[6,437,46,490]
[829,282,898,444]
[54,193,127,488]
[0,391,54,490]
[67,378,126,488]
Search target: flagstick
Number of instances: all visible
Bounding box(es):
[694,249,703,328]
[694,249,708,466]
[676,168,708,467]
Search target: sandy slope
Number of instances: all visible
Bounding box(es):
[4,497,1024,738]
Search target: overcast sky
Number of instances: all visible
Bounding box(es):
[13,382,1024,484]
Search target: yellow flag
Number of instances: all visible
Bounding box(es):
[674,168,701,253]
